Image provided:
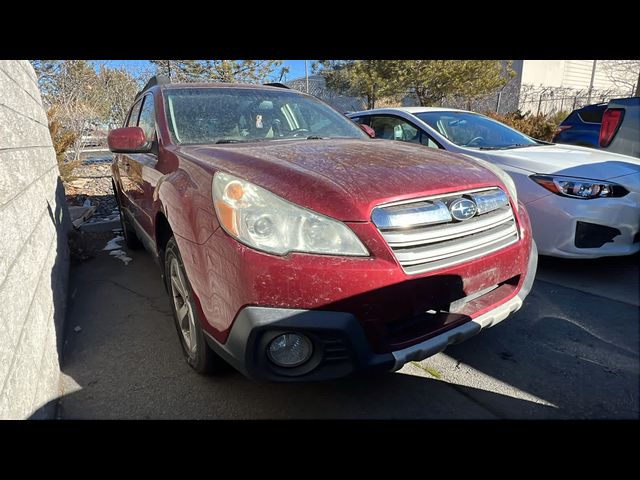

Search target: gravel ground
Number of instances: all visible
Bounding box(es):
[64,155,120,224]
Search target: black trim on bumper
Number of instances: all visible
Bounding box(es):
[575,221,621,248]
[204,241,538,382]
[204,309,394,382]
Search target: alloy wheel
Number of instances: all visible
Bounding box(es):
[169,257,197,354]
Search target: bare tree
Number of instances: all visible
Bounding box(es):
[31,60,151,161]
[599,60,640,96]
[98,65,145,129]
[33,60,108,162]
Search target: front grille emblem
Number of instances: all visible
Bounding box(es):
[449,198,477,221]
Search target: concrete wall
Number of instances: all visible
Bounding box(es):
[0,60,70,419]
[521,60,633,91]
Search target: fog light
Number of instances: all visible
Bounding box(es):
[267,333,313,367]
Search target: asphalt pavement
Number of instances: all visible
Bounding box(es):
[56,231,639,419]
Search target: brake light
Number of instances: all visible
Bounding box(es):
[552,125,572,140]
[599,108,624,147]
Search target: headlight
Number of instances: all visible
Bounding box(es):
[212,172,369,256]
[462,155,518,204]
[530,175,629,199]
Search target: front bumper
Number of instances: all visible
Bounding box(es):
[525,176,640,258]
[204,241,538,381]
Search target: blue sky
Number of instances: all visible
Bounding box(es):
[100,60,315,82]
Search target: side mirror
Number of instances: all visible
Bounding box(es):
[107,127,151,153]
[359,124,376,138]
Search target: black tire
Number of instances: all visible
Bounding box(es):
[164,236,226,374]
[112,179,143,250]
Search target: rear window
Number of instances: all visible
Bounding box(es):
[578,107,605,124]
[561,111,580,124]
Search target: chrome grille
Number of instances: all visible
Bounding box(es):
[372,188,519,274]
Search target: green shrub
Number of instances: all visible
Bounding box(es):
[550,110,570,126]
[484,110,559,142]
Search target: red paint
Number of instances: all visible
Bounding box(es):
[110,83,534,354]
[359,124,376,138]
[107,126,147,152]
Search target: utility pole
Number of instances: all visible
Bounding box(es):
[305,60,309,94]
[587,60,597,103]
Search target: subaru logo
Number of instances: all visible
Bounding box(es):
[449,198,477,221]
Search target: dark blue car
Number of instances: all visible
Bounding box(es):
[552,102,607,148]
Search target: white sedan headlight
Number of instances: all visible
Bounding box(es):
[212,172,369,257]
[530,175,629,199]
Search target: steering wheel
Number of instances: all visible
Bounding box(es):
[288,127,310,137]
[466,136,485,146]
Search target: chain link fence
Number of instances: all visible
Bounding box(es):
[514,84,634,115]
[402,84,634,116]
[288,74,634,117]
[285,76,367,113]
[403,84,635,116]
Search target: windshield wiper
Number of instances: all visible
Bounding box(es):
[214,139,248,144]
[306,135,324,140]
[479,143,536,150]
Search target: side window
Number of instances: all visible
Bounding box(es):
[350,116,369,126]
[137,95,156,142]
[126,100,143,127]
[419,132,440,149]
[369,116,420,143]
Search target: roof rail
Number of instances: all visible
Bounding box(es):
[263,82,290,89]
[135,75,171,99]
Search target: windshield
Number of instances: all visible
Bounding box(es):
[415,111,538,149]
[163,87,368,145]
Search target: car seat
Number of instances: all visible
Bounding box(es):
[376,121,396,140]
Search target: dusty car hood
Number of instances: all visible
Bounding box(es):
[481,144,640,181]
[176,139,502,221]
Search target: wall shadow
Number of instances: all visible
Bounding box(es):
[29,177,72,420]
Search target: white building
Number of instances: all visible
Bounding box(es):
[521,60,623,91]
[514,60,638,113]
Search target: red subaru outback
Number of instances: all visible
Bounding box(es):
[108,77,537,381]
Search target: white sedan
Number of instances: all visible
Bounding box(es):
[348,107,640,258]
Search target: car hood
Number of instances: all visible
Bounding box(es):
[176,139,503,221]
[481,144,640,181]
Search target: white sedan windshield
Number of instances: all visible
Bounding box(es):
[415,111,538,149]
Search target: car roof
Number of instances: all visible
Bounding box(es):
[576,102,608,111]
[160,82,298,92]
[349,106,473,116]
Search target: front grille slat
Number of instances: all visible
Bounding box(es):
[394,221,518,265]
[372,188,519,274]
[382,206,513,247]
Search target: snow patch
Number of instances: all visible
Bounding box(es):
[103,236,124,251]
[109,249,132,265]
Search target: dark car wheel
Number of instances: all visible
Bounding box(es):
[164,236,226,374]
[112,180,143,250]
